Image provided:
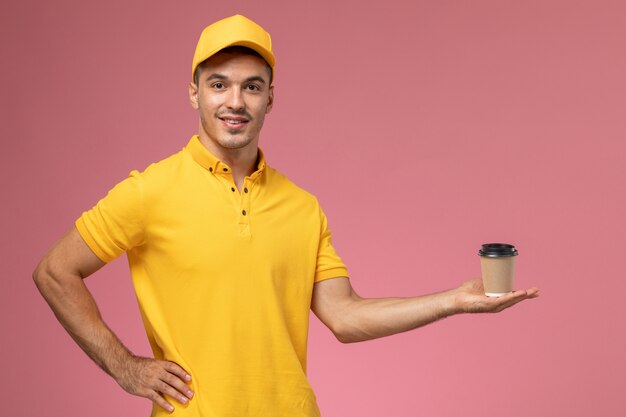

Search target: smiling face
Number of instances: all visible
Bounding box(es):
[189,49,274,157]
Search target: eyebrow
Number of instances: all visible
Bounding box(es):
[206,73,227,81]
[244,76,267,84]
[205,73,267,84]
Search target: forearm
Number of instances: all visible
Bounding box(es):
[33,265,133,378]
[338,289,458,343]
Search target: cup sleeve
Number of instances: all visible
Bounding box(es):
[75,171,145,263]
[314,205,349,283]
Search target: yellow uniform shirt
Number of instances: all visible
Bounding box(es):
[76,136,348,417]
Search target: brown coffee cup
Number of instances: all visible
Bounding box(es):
[478,243,518,297]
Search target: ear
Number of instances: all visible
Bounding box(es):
[189,82,199,109]
[266,85,274,114]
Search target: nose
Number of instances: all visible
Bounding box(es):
[225,87,245,112]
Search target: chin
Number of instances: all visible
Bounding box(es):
[218,137,254,150]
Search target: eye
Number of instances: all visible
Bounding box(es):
[212,82,225,89]
[246,84,260,91]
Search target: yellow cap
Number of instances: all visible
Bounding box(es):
[191,14,275,81]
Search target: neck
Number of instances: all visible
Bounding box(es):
[198,136,258,190]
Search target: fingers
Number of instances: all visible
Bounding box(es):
[491,288,539,312]
[151,361,194,412]
[156,378,190,408]
[526,287,540,298]
[162,360,193,384]
[157,362,195,402]
[118,357,194,413]
[148,390,175,413]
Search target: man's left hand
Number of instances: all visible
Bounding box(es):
[452,278,540,314]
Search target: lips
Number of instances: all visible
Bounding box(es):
[218,115,249,129]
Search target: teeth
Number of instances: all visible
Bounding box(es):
[224,119,244,124]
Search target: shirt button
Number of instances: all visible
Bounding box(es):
[223,168,228,172]
[231,187,235,192]
[242,210,247,216]
[209,167,213,172]
[244,187,249,193]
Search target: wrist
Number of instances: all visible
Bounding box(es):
[440,288,463,317]
[101,338,135,381]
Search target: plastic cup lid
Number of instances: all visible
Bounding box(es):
[478,243,518,257]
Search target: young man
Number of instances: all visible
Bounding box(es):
[33,14,538,417]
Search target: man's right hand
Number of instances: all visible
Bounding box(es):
[33,228,194,413]
[114,356,194,413]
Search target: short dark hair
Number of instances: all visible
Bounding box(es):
[193,46,273,85]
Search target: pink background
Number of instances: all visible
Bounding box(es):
[2,0,625,416]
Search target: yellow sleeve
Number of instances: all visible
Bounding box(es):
[75,171,145,263]
[314,205,349,282]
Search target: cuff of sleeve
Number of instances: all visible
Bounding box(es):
[314,267,349,283]
[75,217,115,263]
